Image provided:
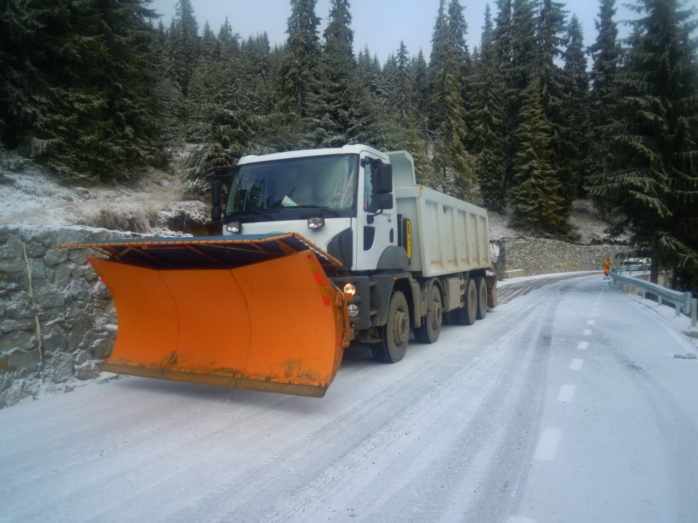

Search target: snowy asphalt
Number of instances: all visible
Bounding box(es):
[1,275,697,523]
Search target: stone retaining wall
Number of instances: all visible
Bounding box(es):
[0,225,632,408]
[0,225,135,408]
[492,237,632,279]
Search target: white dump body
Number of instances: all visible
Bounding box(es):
[395,185,491,278]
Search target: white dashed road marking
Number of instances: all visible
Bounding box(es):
[570,359,584,370]
[583,329,592,336]
[587,320,595,325]
[534,428,562,461]
[577,341,588,350]
[557,384,576,402]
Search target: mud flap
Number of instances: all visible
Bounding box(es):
[91,251,346,397]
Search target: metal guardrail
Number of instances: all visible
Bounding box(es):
[610,270,697,328]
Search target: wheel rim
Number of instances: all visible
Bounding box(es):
[430,296,442,331]
[394,309,410,344]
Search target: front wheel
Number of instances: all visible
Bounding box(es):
[372,291,410,363]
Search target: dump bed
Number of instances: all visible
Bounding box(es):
[395,185,490,278]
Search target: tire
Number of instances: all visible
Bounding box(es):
[414,283,443,344]
[450,278,477,326]
[371,291,410,363]
[475,276,487,320]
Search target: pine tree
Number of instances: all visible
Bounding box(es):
[85,0,164,178]
[587,0,621,195]
[410,50,430,122]
[535,0,575,233]
[447,0,475,148]
[589,0,698,288]
[510,77,564,231]
[152,20,184,144]
[405,109,435,186]
[391,42,412,124]
[170,0,199,97]
[563,15,590,200]
[472,3,507,209]
[428,0,449,132]
[218,17,239,55]
[349,47,403,149]
[429,0,476,199]
[1,0,165,180]
[279,0,322,132]
[489,0,518,201]
[0,0,44,149]
[312,0,357,146]
[498,0,537,199]
[200,21,217,60]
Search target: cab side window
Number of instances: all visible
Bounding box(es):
[363,162,374,211]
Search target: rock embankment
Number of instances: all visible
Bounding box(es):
[0,225,131,408]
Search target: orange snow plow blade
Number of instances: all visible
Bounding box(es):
[61,234,350,397]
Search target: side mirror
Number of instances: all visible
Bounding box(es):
[211,179,223,207]
[373,163,393,194]
[211,179,223,223]
[373,193,393,210]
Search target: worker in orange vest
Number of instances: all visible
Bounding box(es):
[603,257,611,279]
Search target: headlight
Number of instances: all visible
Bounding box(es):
[343,283,356,297]
[347,304,360,317]
[226,222,242,234]
[308,217,325,229]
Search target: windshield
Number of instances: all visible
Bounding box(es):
[225,154,357,217]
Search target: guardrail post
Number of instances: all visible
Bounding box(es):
[692,298,697,328]
[658,296,662,307]
[676,303,681,317]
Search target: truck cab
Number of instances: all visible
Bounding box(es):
[213,144,400,272]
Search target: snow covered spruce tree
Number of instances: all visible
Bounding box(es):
[589,0,698,289]
[0,0,164,180]
[429,0,477,200]
[310,0,359,146]
[535,0,576,234]
[509,77,564,232]
[563,15,590,200]
[350,47,403,151]
[278,0,322,140]
[587,0,621,208]
[169,0,200,98]
[471,4,507,210]
[185,22,274,185]
[486,0,516,207]
[0,0,47,153]
[501,0,538,202]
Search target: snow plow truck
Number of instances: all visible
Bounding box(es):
[59,145,497,398]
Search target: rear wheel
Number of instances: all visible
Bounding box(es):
[475,276,487,320]
[372,291,410,363]
[449,278,477,326]
[414,284,442,343]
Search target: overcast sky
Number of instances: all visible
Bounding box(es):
[149,0,636,65]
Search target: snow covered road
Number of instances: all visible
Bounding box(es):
[1,275,697,523]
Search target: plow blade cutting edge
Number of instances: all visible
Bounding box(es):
[90,250,348,397]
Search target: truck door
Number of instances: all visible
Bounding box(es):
[355,153,395,271]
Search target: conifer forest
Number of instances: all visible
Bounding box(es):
[1,0,697,290]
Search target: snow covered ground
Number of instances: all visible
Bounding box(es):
[0,168,208,235]
[1,274,697,523]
